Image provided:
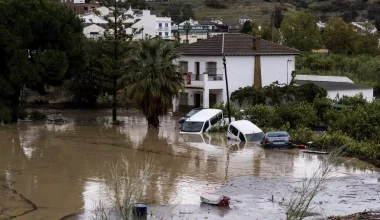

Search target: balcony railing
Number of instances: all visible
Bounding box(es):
[157,27,170,31]
[207,74,223,81]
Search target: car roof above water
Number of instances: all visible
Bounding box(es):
[185,109,223,122]
[266,131,289,136]
[230,120,263,134]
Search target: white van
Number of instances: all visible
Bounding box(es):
[227,120,264,142]
[180,109,223,134]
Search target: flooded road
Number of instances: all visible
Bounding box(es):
[0,110,379,220]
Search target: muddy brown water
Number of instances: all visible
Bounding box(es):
[0,110,379,220]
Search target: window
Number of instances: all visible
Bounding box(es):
[84,6,88,10]
[203,121,209,132]
[165,23,169,27]
[89,32,99,39]
[181,121,204,132]
[210,113,222,125]
[179,61,188,74]
[159,23,162,28]
[165,32,169,36]
[159,32,162,36]
[206,62,217,75]
[239,132,246,142]
[229,125,239,136]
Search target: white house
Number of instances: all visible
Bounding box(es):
[81,7,171,40]
[83,24,106,39]
[294,75,374,102]
[172,33,300,112]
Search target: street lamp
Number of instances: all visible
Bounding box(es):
[287,59,293,85]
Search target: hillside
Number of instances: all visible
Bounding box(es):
[148,0,380,24]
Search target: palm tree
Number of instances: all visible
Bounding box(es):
[127,38,184,127]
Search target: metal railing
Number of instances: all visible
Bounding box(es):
[207,74,223,81]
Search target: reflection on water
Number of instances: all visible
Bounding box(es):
[0,110,378,219]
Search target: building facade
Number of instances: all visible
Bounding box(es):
[173,34,300,112]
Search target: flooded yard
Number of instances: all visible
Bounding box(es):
[0,110,379,220]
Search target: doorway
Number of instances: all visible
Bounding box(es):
[195,62,200,80]
[209,93,217,108]
[194,93,201,108]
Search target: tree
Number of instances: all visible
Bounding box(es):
[323,17,357,54]
[240,20,252,34]
[248,20,261,36]
[0,0,85,122]
[273,5,284,29]
[281,10,323,52]
[127,39,183,127]
[259,23,280,43]
[182,4,195,21]
[64,40,103,106]
[376,17,380,33]
[98,0,142,122]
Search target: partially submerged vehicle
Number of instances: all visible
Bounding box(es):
[227,120,264,142]
[180,109,223,134]
[261,131,292,148]
[178,108,204,125]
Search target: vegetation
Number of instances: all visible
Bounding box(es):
[296,53,380,89]
[161,3,195,24]
[0,0,85,123]
[281,10,323,52]
[96,0,142,122]
[127,38,183,127]
[29,110,47,121]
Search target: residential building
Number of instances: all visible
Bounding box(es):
[58,0,99,15]
[172,19,229,44]
[172,33,300,112]
[83,24,106,39]
[295,75,374,102]
[80,7,171,40]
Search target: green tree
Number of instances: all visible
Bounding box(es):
[273,5,284,29]
[127,39,184,127]
[259,23,280,43]
[281,10,322,52]
[323,17,357,54]
[64,40,103,106]
[98,0,142,122]
[240,20,252,34]
[248,20,261,36]
[0,0,85,122]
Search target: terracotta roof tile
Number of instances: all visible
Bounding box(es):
[178,33,301,56]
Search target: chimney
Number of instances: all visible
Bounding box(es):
[253,36,261,52]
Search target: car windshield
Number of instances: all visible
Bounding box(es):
[181,121,204,132]
[267,132,289,137]
[246,133,264,142]
[186,109,200,117]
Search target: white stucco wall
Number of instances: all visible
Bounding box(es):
[83,24,105,39]
[327,89,374,102]
[178,55,296,106]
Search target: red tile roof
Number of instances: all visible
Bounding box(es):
[178,33,301,56]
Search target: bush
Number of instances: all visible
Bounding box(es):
[213,102,242,120]
[204,0,227,9]
[349,141,380,166]
[310,131,354,151]
[243,104,278,128]
[30,110,47,121]
[275,102,319,128]
[313,97,333,124]
[336,93,367,107]
[289,127,314,145]
[0,106,12,123]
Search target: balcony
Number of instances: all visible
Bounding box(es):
[183,73,223,89]
[157,27,170,31]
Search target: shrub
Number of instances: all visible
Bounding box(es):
[313,97,333,124]
[30,110,47,121]
[349,141,380,166]
[310,131,354,151]
[243,104,278,128]
[213,102,242,120]
[289,127,314,145]
[204,0,227,9]
[0,106,12,123]
[336,93,367,107]
[275,102,319,128]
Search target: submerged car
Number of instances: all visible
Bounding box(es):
[180,109,224,134]
[179,108,203,125]
[261,131,292,148]
[227,120,264,142]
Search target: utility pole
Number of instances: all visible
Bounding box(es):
[223,56,231,124]
[271,10,275,42]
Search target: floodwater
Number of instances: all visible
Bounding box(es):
[0,110,379,220]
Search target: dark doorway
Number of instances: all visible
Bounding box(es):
[194,93,201,108]
[195,62,200,80]
[209,93,217,108]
